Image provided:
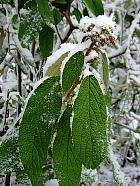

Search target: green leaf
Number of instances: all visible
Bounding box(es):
[54,0,67,4]
[0,138,19,174]
[52,1,67,12]
[102,52,109,89]
[135,29,140,39]
[19,1,44,47]
[72,75,108,169]
[53,106,82,186]
[53,9,62,25]
[134,126,140,134]
[83,0,104,16]
[39,25,54,60]
[37,0,54,27]
[72,8,82,22]
[0,0,11,3]
[19,77,62,186]
[62,51,84,92]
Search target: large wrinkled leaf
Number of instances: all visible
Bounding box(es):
[53,106,82,186]
[62,51,84,92]
[37,0,54,27]
[39,25,54,60]
[83,0,104,16]
[19,77,62,186]
[72,75,108,169]
[19,1,44,47]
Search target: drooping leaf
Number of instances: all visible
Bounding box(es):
[54,0,67,3]
[72,75,108,169]
[19,77,62,186]
[124,0,132,9]
[72,8,82,22]
[37,0,54,27]
[134,126,140,134]
[102,52,109,89]
[0,138,19,174]
[53,106,82,186]
[135,29,140,39]
[62,51,84,92]
[0,0,11,3]
[19,0,44,47]
[52,0,67,12]
[53,9,62,25]
[125,13,134,28]
[83,0,104,16]
[45,52,69,77]
[39,25,54,60]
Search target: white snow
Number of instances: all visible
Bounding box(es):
[45,179,59,186]
[12,33,35,67]
[43,43,77,77]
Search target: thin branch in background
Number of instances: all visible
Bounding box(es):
[62,26,75,43]
[4,174,10,186]
[30,41,36,82]
[61,0,78,43]
[3,90,10,186]
[55,25,62,43]
[121,140,131,167]
[108,45,127,59]
[114,122,136,132]
[15,51,22,127]
[3,89,10,128]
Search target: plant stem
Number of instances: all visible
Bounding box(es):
[5,174,10,186]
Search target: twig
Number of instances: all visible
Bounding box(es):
[62,26,76,43]
[108,45,127,59]
[114,122,136,132]
[3,90,10,128]
[61,0,78,43]
[4,174,10,186]
[55,25,62,42]
[15,51,22,127]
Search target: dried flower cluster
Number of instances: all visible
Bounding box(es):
[79,15,116,47]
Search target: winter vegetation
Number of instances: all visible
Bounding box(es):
[0,0,140,185]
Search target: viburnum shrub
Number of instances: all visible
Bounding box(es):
[19,14,116,186]
[1,0,137,186]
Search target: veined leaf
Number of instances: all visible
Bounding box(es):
[102,52,109,89]
[53,9,62,25]
[83,0,104,16]
[0,138,18,174]
[0,0,11,3]
[53,106,82,186]
[135,29,140,39]
[45,52,69,77]
[39,25,54,60]
[72,8,82,22]
[19,0,44,47]
[72,75,108,169]
[62,51,84,92]
[19,77,62,186]
[37,0,54,27]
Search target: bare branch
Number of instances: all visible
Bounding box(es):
[108,45,127,59]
